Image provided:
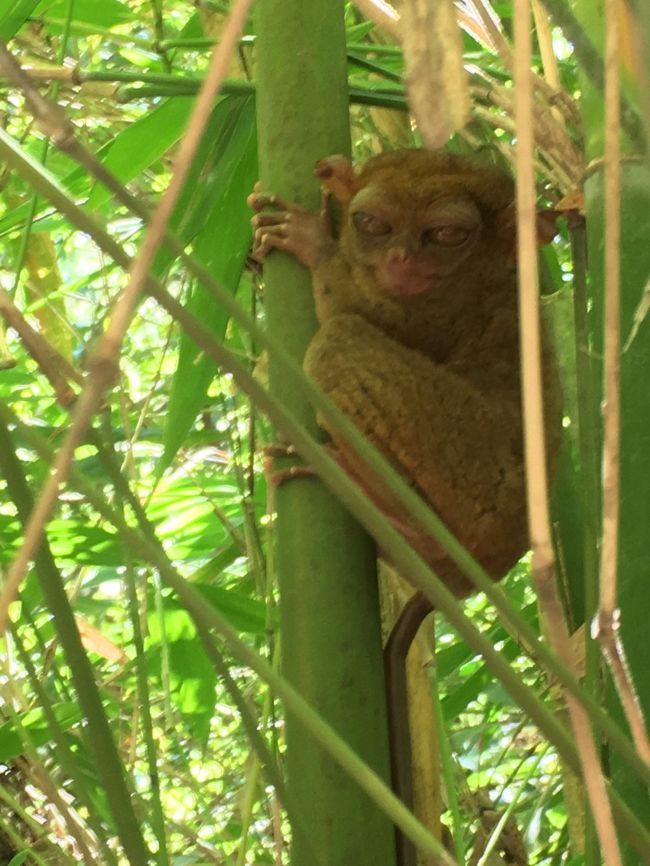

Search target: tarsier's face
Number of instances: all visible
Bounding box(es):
[344,184,486,298]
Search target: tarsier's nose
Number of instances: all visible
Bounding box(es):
[388,245,411,263]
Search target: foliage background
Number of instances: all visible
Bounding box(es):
[0,1,648,865]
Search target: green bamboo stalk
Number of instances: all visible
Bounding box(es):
[122,555,170,865]
[116,82,407,109]
[253,3,396,865]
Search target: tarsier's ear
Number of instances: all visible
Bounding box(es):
[314,155,359,204]
[495,203,559,255]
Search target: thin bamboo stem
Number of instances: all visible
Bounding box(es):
[595,0,650,767]
[513,1,623,863]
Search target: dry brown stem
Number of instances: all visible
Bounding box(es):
[531,0,561,90]
[513,1,623,863]
[594,0,650,767]
[401,0,469,147]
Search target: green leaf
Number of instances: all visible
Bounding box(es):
[147,601,216,743]
[0,0,40,39]
[195,584,269,634]
[441,667,491,722]
[46,519,122,566]
[0,512,124,567]
[35,0,132,28]
[86,98,195,211]
[161,95,257,466]
[0,703,81,762]
[145,475,240,560]
[178,11,205,39]
[169,637,216,743]
[0,99,195,236]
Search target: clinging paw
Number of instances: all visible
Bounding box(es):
[248,187,335,269]
[263,443,317,486]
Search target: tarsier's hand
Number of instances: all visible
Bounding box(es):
[248,184,335,269]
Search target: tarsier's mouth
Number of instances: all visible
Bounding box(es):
[376,262,436,298]
[379,280,433,298]
[377,266,449,298]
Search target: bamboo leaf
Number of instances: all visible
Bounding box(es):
[86,98,195,212]
[149,602,216,744]
[161,95,257,467]
[35,0,132,28]
[0,0,40,39]
[0,703,81,762]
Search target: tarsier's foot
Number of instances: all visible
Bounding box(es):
[263,443,317,486]
[248,185,334,269]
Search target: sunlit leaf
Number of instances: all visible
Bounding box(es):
[0,0,40,39]
[0,704,81,762]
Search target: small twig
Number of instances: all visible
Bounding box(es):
[473,85,580,190]
[0,0,254,635]
[460,1,583,187]
[461,2,581,129]
[622,275,650,351]
[513,1,623,864]
[593,0,650,766]
[457,6,499,53]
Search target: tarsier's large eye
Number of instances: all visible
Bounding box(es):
[352,211,392,236]
[421,225,471,247]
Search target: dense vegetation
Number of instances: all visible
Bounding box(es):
[0,1,649,865]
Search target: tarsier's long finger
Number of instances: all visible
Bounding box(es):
[252,211,291,228]
[247,191,296,212]
[319,188,331,218]
[252,226,291,261]
[262,443,316,486]
[248,190,329,268]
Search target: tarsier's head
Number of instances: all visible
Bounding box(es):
[315,149,554,300]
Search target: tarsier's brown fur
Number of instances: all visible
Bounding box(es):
[250,149,561,866]
[252,149,560,590]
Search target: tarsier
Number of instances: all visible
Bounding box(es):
[250,149,561,866]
